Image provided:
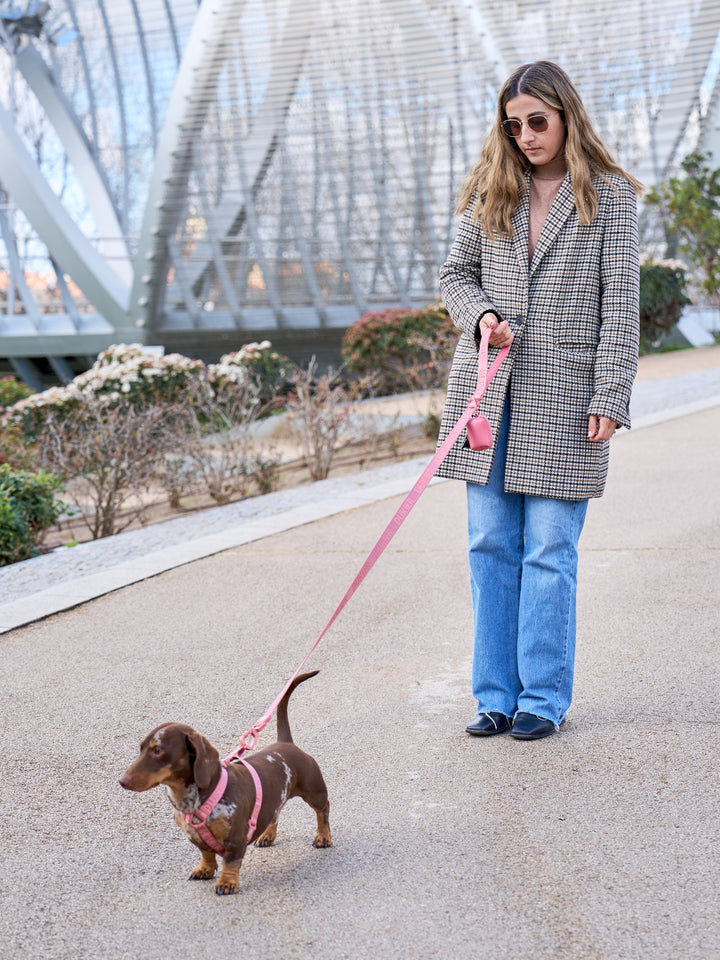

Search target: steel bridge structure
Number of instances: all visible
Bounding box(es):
[1,0,719,386]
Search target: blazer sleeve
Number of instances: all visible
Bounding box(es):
[439,200,500,340]
[589,178,640,429]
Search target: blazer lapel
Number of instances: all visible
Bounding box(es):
[511,186,531,276]
[529,174,576,277]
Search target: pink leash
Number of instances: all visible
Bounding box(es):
[230,327,511,755]
[185,328,508,854]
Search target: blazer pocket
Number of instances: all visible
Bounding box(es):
[555,341,597,364]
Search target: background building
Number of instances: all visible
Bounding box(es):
[1,0,719,387]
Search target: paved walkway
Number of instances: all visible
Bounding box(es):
[1,345,719,960]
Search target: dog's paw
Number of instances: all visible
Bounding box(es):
[312,833,333,848]
[214,881,240,896]
[188,866,216,881]
[254,823,277,847]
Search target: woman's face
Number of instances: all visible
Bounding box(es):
[503,93,566,170]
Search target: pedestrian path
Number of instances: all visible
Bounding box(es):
[1,346,719,635]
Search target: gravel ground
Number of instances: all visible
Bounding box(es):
[1,402,718,960]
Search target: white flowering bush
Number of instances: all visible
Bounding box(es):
[6,342,294,439]
[7,344,204,437]
[209,340,291,405]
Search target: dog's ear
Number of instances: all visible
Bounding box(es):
[185,731,220,790]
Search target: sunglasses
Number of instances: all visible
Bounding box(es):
[502,112,557,138]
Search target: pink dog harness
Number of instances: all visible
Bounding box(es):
[182,755,263,856]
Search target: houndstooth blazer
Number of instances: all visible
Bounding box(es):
[436,171,640,501]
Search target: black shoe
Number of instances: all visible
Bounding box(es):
[466,711,511,736]
[510,712,556,740]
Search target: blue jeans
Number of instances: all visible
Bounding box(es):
[466,403,588,727]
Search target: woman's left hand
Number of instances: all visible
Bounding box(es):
[587,415,617,442]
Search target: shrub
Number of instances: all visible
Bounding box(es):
[341,303,458,396]
[286,358,352,481]
[639,259,691,351]
[0,376,32,409]
[171,372,281,505]
[211,341,292,406]
[7,347,204,438]
[645,152,720,301]
[0,415,37,471]
[0,464,65,566]
[37,397,181,539]
[7,342,291,439]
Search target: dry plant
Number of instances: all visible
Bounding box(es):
[285,358,352,481]
[174,376,281,505]
[38,397,180,539]
[155,452,198,509]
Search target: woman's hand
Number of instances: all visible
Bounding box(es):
[479,312,514,348]
[587,415,617,442]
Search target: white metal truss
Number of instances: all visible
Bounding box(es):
[0,0,718,379]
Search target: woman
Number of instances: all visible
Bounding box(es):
[436,61,641,740]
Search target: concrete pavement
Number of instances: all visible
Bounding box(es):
[1,346,719,959]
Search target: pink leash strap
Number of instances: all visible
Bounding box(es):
[232,328,511,753]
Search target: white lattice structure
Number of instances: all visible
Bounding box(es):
[1,0,719,384]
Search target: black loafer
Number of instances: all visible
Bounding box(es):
[466,711,511,736]
[511,712,555,740]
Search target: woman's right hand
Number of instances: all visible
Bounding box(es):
[480,313,514,348]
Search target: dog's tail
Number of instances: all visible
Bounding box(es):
[276,670,319,743]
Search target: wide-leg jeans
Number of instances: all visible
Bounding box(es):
[466,403,588,727]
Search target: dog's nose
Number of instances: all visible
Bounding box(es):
[119,774,133,790]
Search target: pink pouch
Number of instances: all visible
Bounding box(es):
[466,413,493,451]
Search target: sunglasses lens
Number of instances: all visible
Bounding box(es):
[528,115,549,132]
[503,120,522,137]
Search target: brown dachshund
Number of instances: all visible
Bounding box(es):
[119,671,332,895]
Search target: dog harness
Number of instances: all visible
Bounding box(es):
[182,756,263,856]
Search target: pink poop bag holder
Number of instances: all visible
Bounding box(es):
[466,410,493,450]
[465,324,506,451]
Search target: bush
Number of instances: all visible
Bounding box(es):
[37,396,182,540]
[170,370,281,505]
[211,341,292,406]
[286,358,351,481]
[645,152,720,301]
[0,464,64,566]
[7,342,292,439]
[0,376,32,409]
[6,345,205,438]
[0,416,37,471]
[341,303,458,396]
[639,259,691,351]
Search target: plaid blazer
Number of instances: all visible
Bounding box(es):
[436,171,640,501]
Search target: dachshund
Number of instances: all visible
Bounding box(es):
[119,671,331,895]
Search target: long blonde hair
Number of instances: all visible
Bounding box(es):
[457,61,643,238]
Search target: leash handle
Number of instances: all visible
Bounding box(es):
[234,327,510,749]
